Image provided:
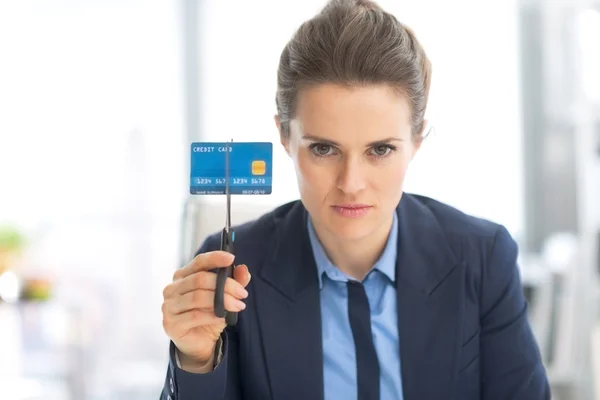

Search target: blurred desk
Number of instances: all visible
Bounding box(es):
[0,299,169,400]
[0,301,82,400]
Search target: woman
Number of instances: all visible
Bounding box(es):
[160,0,551,399]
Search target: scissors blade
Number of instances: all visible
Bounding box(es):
[225,139,231,231]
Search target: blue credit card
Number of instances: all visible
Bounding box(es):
[190,142,273,195]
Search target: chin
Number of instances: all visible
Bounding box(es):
[324,215,378,242]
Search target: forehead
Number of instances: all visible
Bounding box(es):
[294,83,412,140]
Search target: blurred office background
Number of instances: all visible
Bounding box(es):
[0,0,598,398]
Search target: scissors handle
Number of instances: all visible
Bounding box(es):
[214,227,238,326]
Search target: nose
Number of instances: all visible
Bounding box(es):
[336,155,367,195]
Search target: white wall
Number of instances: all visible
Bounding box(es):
[0,0,187,228]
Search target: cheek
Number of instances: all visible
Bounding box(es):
[295,153,333,195]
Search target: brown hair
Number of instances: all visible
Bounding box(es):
[276,0,432,139]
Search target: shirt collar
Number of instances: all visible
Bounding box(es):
[307,212,398,288]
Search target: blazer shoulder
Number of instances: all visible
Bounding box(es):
[409,193,507,241]
[407,193,518,271]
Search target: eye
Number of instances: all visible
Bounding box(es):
[310,143,336,157]
[369,144,396,157]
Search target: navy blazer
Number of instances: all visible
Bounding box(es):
[162,193,551,400]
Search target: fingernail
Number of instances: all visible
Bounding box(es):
[237,287,249,298]
[237,300,246,310]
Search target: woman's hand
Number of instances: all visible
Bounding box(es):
[161,251,251,373]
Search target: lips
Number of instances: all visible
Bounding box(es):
[331,204,372,218]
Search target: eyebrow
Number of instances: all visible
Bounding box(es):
[301,134,405,147]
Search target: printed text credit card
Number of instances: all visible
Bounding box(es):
[190,142,273,195]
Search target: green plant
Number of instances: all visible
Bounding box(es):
[0,225,25,252]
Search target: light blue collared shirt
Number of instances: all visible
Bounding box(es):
[307,213,404,400]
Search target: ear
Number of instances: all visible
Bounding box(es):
[274,115,291,155]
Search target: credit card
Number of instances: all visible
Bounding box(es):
[190,142,273,195]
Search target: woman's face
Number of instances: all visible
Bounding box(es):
[279,83,421,242]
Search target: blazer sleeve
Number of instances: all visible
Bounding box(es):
[160,237,243,400]
[479,225,551,399]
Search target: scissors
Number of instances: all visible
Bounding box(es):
[213,140,238,326]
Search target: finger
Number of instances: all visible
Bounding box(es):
[164,308,225,338]
[174,269,249,299]
[168,289,247,315]
[233,264,251,287]
[174,251,234,280]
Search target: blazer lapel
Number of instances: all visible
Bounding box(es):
[254,202,324,400]
[395,194,465,399]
